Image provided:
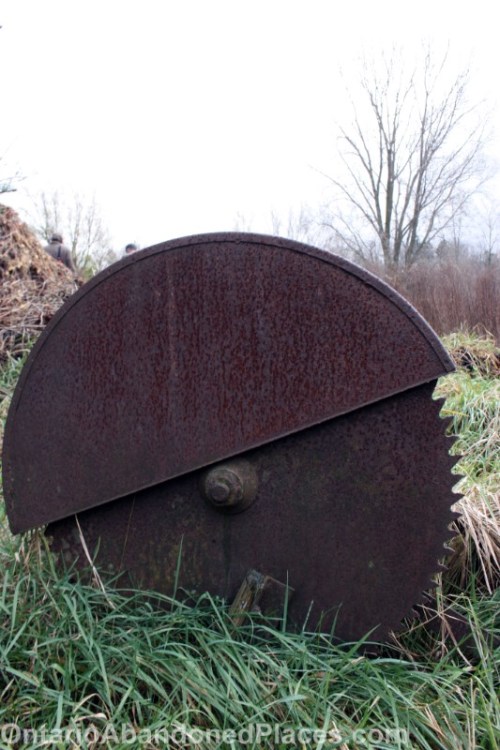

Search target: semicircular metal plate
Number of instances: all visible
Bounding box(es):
[3,233,453,533]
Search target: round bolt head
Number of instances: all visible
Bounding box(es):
[200,460,258,512]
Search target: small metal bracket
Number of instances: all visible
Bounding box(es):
[229,569,294,626]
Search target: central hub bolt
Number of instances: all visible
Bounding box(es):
[204,469,243,506]
[201,460,258,512]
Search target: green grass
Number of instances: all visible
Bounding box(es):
[0,336,498,749]
[0,542,498,750]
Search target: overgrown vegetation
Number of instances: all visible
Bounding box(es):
[0,334,498,749]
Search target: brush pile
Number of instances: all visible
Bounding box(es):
[446,330,500,378]
[0,204,77,362]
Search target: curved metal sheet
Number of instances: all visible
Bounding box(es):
[3,233,454,533]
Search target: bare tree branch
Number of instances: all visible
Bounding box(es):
[29,191,116,275]
[325,45,490,268]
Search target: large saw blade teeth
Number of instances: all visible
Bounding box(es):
[3,233,458,641]
[420,592,435,604]
[434,396,448,408]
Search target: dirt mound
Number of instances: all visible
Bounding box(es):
[0,204,78,362]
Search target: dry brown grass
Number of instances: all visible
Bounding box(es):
[375,258,500,343]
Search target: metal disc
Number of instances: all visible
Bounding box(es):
[47,382,455,641]
[3,233,457,639]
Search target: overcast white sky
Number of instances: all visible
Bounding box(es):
[1,0,500,252]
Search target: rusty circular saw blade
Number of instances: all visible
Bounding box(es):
[3,232,453,535]
[3,232,458,640]
[47,382,456,642]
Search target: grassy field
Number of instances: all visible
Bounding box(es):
[0,334,498,749]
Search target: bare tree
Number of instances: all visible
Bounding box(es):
[269,205,324,245]
[322,46,489,269]
[0,154,22,194]
[475,196,500,265]
[30,191,117,275]
[234,205,326,247]
[0,170,18,194]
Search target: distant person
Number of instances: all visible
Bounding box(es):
[123,242,139,256]
[44,232,76,272]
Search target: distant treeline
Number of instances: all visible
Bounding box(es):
[370,257,500,343]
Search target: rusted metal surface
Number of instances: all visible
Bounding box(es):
[47,383,455,641]
[3,233,453,534]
